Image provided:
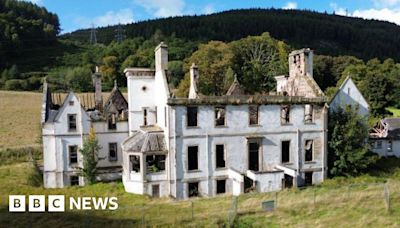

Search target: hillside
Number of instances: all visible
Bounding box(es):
[62,9,400,61]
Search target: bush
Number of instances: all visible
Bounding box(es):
[0,146,42,166]
[4,79,27,90]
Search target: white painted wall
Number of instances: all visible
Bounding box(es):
[370,139,400,157]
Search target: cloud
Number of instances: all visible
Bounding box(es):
[353,8,400,25]
[73,9,134,31]
[203,4,215,15]
[283,2,297,10]
[372,0,400,7]
[135,0,185,18]
[330,3,347,16]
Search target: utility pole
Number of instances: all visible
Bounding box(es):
[89,23,97,44]
[115,23,126,43]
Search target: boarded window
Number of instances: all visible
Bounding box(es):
[282,141,290,163]
[281,105,290,124]
[305,140,313,162]
[188,182,199,197]
[216,144,225,168]
[215,106,226,126]
[70,176,79,186]
[108,114,117,130]
[109,143,118,161]
[187,107,198,127]
[130,155,140,173]
[68,114,77,131]
[248,142,259,171]
[69,145,78,164]
[304,104,313,123]
[249,105,259,125]
[188,146,198,170]
[146,155,166,173]
[216,179,226,194]
[305,172,313,186]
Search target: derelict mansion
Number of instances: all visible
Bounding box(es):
[41,42,328,199]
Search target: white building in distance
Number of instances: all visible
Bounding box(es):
[42,43,329,199]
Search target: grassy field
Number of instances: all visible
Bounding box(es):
[0,161,399,227]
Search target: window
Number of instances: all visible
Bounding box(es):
[215,106,226,126]
[369,141,375,149]
[130,155,140,173]
[377,141,383,149]
[304,104,313,123]
[216,145,225,168]
[109,143,118,161]
[249,105,259,125]
[146,155,166,173]
[305,172,313,186]
[143,109,148,126]
[68,114,77,131]
[282,141,290,163]
[248,142,259,171]
[108,114,117,130]
[388,140,393,152]
[281,105,290,124]
[69,145,78,164]
[187,107,198,127]
[347,87,351,95]
[70,176,79,186]
[188,182,199,197]
[305,140,313,162]
[69,101,74,106]
[216,179,226,194]
[188,146,198,171]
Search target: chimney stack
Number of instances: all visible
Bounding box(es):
[155,42,168,72]
[188,63,199,99]
[92,66,103,111]
[288,48,313,78]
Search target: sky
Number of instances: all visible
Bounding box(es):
[23,0,400,33]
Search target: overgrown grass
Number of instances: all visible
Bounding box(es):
[0,146,42,166]
[0,162,399,227]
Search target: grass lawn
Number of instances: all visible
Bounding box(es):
[0,162,399,227]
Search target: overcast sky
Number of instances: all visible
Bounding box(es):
[23,0,400,33]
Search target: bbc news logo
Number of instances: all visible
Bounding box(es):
[9,195,118,212]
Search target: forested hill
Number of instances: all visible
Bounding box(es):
[62,9,400,62]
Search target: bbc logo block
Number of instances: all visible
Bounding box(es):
[9,195,65,212]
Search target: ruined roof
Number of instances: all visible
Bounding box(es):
[370,117,400,139]
[168,95,328,106]
[226,76,244,96]
[383,118,400,131]
[122,126,166,153]
[103,82,128,115]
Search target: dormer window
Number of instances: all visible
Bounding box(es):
[108,114,117,130]
[68,114,77,131]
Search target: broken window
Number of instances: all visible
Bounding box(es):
[187,107,198,127]
[146,154,166,173]
[304,104,313,123]
[215,106,226,126]
[188,182,199,197]
[377,141,383,149]
[143,109,148,126]
[281,141,290,163]
[70,176,79,186]
[388,140,393,152]
[216,144,225,168]
[281,105,290,124]
[305,140,313,162]
[249,105,259,125]
[216,179,226,194]
[69,145,78,164]
[68,114,77,131]
[108,114,117,130]
[109,143,118,161]
[248,142,259,171]
[130,155,140,173]
[188,146,198,170]
[305,172,313,186]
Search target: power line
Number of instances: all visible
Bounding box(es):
[115,23,126,43]
[89,23,97,44]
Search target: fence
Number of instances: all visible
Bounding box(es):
[1,181,399,227]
